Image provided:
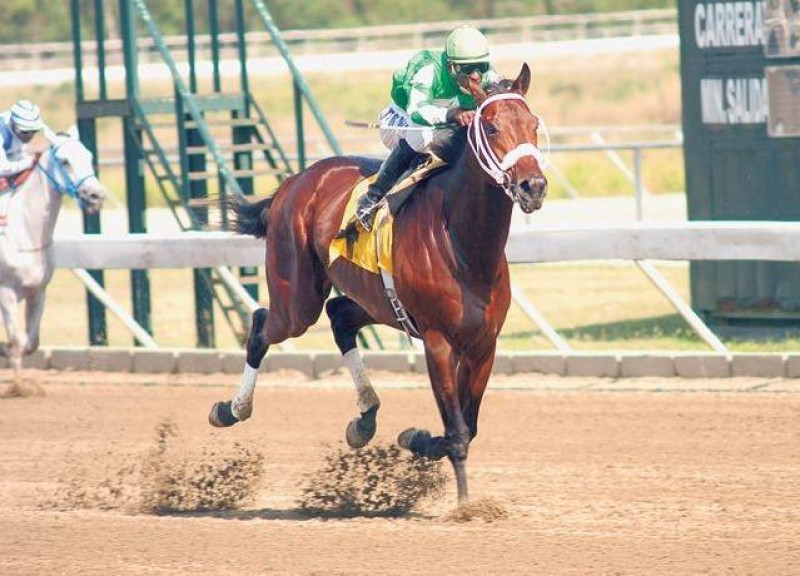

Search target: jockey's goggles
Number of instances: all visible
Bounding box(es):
[13,125,40,137]
[455,62,490,75]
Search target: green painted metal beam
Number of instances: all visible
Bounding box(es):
[184,0,198,93]
[70,0,84,103]
[248,0,343,156]
[94,0,108,100]
[77,118,108,346]
[209,0,221,93]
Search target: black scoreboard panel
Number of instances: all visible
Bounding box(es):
[679,0,800,322]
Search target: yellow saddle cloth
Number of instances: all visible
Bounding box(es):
[328,174,394,275]
[328,155,446,276]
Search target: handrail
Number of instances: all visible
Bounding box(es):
[92,137,685,167]
[247,0,342,156]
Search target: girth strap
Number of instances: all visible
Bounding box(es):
[376,210,420,343]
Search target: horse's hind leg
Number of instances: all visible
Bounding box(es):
[209,253,330,428]
[23,288,46,355]
[209,307,270,427]
[325,296,380,448]
[0,287,24,375]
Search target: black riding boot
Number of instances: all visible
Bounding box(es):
[356,139,418,231]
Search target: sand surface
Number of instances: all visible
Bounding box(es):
[0,370,798,575]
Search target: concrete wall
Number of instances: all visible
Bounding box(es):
[13,348,798,379]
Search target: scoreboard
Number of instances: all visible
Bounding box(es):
[679,0,800,324]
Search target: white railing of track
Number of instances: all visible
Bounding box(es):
[52,222,800,353]
[0,9,676,70]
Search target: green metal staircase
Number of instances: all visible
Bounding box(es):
[123,0,380,349]
[128,0,298,345]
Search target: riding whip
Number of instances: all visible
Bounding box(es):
[344,120,445,131]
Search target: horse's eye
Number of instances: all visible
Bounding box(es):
[485,123,499,137]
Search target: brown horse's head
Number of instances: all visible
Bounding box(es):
[459,64,548,214]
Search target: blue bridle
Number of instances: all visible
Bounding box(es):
[36,144,97,208]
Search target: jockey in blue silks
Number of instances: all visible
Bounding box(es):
[0,100,52,180]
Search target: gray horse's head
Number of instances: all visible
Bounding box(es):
[51,126,107,214]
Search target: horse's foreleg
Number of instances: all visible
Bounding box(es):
[23,288,46,355]
[209,307,270,427]
[458,345,495,443]
[0,287,24,374]
[399,330,471,503]
[326,296,380,448]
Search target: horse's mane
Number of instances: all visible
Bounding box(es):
[486,78,515,96]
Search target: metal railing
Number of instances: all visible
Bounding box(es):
[55,222,800,352]
[0,9,676,71]
[91,133,684,213]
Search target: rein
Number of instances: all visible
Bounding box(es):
[36,144,97,206]
[466,92,549,200]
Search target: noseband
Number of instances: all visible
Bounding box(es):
[37,144,98,205]
[466,92,549,202]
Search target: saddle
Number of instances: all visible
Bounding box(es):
[329,154,448,274]
[0,156,39,193]
[0,157,40,231]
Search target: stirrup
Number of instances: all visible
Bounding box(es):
[355,203,379,232]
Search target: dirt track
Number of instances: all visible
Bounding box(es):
[1,369,798,575]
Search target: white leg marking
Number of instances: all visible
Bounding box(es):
[343,349,380,412]
[231,363,259,421]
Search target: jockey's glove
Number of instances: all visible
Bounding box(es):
[445,107,475,127]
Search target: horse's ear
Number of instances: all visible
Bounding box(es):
[67,125,80,140]
[457,72,488,105]
[511,63,531,96]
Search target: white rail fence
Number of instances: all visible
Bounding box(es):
[1,9,676,71]
[53,222,800,352]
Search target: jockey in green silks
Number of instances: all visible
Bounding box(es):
[355,25,503,231]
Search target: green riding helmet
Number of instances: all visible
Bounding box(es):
[446,25,490,63]
[445,25,491,76]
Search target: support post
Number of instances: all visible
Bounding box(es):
[121,0,153,344]
[634,148,643,221]
[208,0,221,93]
[124,118,153,341]
[234,0,259,300]
[73,0,107,345]
[94,0,108,100]
[175,84,215,348]
[184,0,198,92]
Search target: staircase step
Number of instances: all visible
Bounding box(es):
[140,117,259,130]
[185,118,260,130]
[187,167,285,181]
[186,142,276,155]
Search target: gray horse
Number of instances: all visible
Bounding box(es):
[0,127,106,374]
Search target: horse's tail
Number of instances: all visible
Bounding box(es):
[229,196,272,238]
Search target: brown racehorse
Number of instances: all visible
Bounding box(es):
[209,64,548,503]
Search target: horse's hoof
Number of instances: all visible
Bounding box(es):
[346,418,369,448]
[345,405,379,449]
[398,427,428,451]
[208,401,239,428]
[232,398,253,422]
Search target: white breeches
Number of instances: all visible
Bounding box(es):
[378,104,434,153]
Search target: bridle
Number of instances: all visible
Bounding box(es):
[466,92,549,201]
[36,142,98,207]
